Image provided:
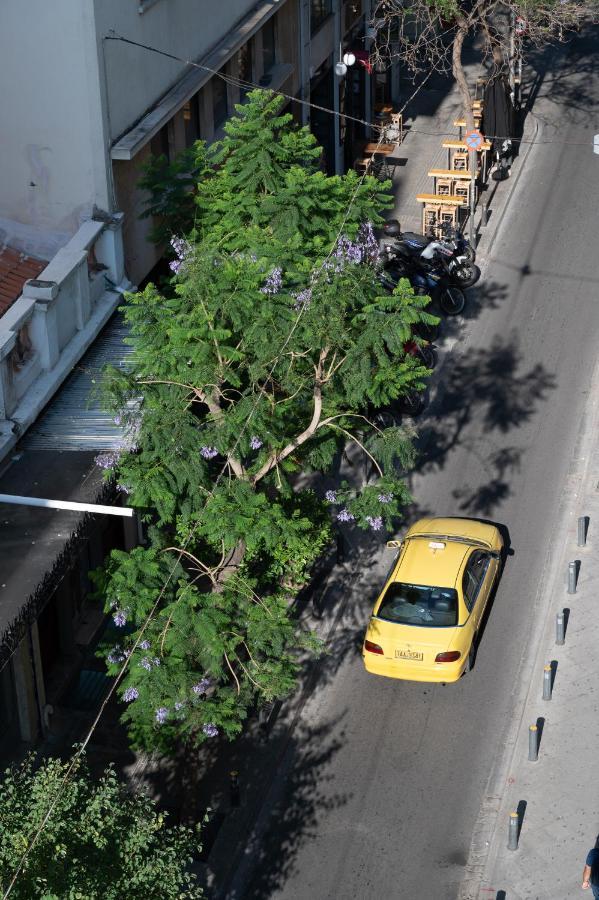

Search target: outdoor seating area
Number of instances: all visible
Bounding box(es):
[415,99,489,235]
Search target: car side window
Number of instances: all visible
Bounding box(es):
[462,551,491,612]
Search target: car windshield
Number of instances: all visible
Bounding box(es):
[376,581,458,627]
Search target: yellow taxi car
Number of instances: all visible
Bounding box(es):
[363,517,503,682]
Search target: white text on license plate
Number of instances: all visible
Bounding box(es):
[395,650,423,661]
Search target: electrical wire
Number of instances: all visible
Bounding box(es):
[104,31,597,148]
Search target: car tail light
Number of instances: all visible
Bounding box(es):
[435,651,461,663]
[364,640,384,655]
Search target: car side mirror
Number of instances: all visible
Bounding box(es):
[386,540,402,549]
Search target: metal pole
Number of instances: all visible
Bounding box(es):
[468,149,476,245]
[577,516,587,547]
[542,664,552,700]
[528,724,538,761]
[508,811,519,850]
[567,561,577,594]
[556,612,565,646]
[0,493,134,517]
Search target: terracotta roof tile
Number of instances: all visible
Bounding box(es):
[0,248,46,317]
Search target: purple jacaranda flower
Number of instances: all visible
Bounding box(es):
[261,266,283,295]
[123,686,139,702]
[378,493,394,504]
[140,657,152,671]
[152,657,161,667]
[107,647,125,665]
[95,451,120,470]
[250,436,263,450]
[366,515,384,531]
[337,508,355,522]
[293,287,312,311]
[113,610,127,628]
[113,415,122,426]
[174,701,186,711]
[202,723,219,737]
[139,639,151,650]
[155,707,168,725]
[200,446,218,460]
[169,237,192,275]
[358,221,380,263]
[325,490,337,503]
[193,678,212,695]
[116,483,131,495]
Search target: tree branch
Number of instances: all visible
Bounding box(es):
[251,349,328,484]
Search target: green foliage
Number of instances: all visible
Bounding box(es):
[138,143,208,248]
[0,753,202,899]
[98,90,437,753]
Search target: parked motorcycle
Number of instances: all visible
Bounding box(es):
[383,254,466,317]
[382,219,480,288]
[383,218,476,262]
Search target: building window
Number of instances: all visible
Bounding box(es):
[183,96,200,145]
[311,0,332,35]
[237,40,253,97]
[262,18,276,71]
[212,69,229,129]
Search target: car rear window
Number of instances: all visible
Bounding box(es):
[376,581,458,627]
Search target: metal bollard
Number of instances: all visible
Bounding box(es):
[567,561,577,594]
[508,811,519,850]
[578,516,587,547]
[481,203,489,227]
[542,664,552,700]
[528,724,538,761]
[556,611,565,645]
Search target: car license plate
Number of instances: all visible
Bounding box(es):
[395,649,423,661]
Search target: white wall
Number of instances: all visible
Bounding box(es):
[0,0,110,246]
[95,0,262,143]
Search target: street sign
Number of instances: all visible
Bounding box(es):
[594,134,599,155]
[465,130,484,151]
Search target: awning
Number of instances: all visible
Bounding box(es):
[111,0,292,161]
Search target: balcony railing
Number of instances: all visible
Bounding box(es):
[0,213,130,460]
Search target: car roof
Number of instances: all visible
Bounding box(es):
[393,536,471,590]
[406,516,499,549]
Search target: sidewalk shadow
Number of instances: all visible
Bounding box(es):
[536,716,545,753]
[517,799,527,841]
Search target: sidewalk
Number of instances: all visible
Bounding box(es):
[457,350,599,900]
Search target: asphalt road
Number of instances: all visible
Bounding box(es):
[238,30,599,900]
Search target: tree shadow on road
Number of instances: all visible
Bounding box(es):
[230,713,351,899]
[413,331,556,516]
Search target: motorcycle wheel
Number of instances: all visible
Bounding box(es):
[461,245,476,264]
[439,285,466,316]
[396,394,426,417]
[450,262,481,288]
[420,344,436,369]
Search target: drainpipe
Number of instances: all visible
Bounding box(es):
[299,0,311,126]
[333,2,343,173]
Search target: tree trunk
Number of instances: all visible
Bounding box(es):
[452,22,474,130]
[215,538,247,592]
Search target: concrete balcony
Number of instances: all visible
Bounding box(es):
[0,213,132,462]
